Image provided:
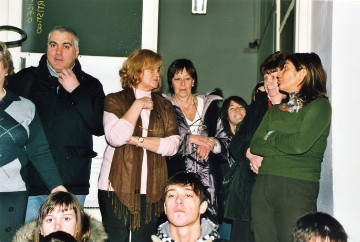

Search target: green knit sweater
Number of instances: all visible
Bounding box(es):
[250,98,331,182]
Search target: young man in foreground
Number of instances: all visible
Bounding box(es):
[152,172,219,242]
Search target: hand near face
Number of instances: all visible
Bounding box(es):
[58,69,80,93]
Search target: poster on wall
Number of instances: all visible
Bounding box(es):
[21,0,142,57]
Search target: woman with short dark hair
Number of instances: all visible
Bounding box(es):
[163,58,229,222]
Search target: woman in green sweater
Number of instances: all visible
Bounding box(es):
[249,53,331,242]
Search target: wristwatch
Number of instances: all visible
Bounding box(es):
[137,137,144,147]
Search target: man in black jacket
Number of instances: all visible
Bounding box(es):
[7,26,105,222]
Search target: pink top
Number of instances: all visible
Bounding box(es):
[98,88,180,194]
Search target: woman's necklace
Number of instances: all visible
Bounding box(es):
[174,95,195,117]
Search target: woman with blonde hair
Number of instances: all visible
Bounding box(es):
[97,49,180,241]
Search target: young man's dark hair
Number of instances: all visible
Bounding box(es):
[164,171,208,203]
[293,212,348,242]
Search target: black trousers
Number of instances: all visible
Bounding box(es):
[98,190,158,242]
[0,191,28,242]
[230,220,254,242]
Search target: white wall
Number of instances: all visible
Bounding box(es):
[296,1,360,240]
[311,0,334,215]
[331,1,360,241]
[310,1,360,241]
[0,0,22,71]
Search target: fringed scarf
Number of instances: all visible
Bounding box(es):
[106,88,178,230]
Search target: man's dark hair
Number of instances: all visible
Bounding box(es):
[293,212,348,242]
[164,172,207,203]
[260,51,290,75]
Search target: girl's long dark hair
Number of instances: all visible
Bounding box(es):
[220,96,248,137]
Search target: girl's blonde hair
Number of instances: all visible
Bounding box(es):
[34,192,90,242]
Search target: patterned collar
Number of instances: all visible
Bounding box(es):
[154,218,219,242]
[280,92,303,113]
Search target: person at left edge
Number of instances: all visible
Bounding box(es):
[0,41,66,242]
[7,26,105,222]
